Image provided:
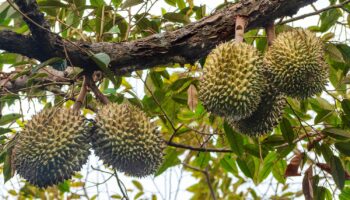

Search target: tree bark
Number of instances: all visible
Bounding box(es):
[0,0,316,75]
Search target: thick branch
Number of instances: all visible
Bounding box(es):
[11,0,60,55]
[1,0,316,75]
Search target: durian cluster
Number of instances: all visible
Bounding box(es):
[199,29,328,136]
[13,103,165,188]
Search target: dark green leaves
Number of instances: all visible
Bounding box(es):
[155,148,181,176]
[163,12,190,24]
[280,118,295,145]
[330,155,345,190]
[0,113,21,126]
[91,53,121,88]
[223,122,243,156]
[120,0,143,9]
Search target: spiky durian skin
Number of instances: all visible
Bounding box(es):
[264,29,328,99]
[91,103,164,177]
[13,108,91,188]
[199,41,265,120]
[229,85,286,136]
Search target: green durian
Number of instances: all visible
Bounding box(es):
[228,85,286,136]
[13,108,91,188]
[91,103,164,177]
[199,41,265,120]
[264,29,328,99]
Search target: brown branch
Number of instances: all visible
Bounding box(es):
[72,76,88,112]
[265,23,276,46]
[0,0,316,75]
[86,76,110,105]
[9,0,60,56]
[167,141,232,153]
[182,163,217,200]
[235,16,247,42]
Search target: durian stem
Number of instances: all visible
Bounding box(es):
[72,76,88,112]
[87,76,110,105]
[235,16,247,43]
[266,22,276,46]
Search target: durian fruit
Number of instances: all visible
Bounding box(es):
[91,103,164,177]
[13,108,91,188]
[228,85,286,136]
[199,41,265,120]
[264,29,328,99]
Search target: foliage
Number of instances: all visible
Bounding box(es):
[1,0,350,199]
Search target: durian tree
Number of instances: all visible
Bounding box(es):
[1,0,350,199]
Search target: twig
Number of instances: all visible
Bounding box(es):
[167,141,232,153]
[114,170,129,200]
[235,16,247,42]
[72,76,88,112]
[182,163,217,200]
[280,0,350,24]
[87,76,110,105]
[265,22,276,46]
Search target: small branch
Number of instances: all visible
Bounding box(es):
[10,0,58,54]
[114,170,129,200]
[167,141,232,153]
[265,22,276,46]
[280,0,350,24]
[87,76,110,105]
[235,16,247,42]
[72,76,88,112]
[182,163,217,200]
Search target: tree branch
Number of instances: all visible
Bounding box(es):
[167,141,232,153]
[1,0,316,75]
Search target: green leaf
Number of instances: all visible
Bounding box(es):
[31,57,64,72]
[314,186,332,200]
[319,8,342,32]
[90,53,121,88]
[323,128,350,139]
[0,113,21,126]
[236,156,255,179]
[280,118,294,145]
[0,128,11,135]
[155,148,180,176]
[220,155,238,175]
[272,159,287,184]
[58,181,70,193]
[325,43,345,63]
[176,0,186,9]
[194,152,210,168]
[90,0,105,7]
[132,180,143,191]
[163,12,190,24]
[259,152,277,182]
[223,122,243,156]
[335,142,350,156]
[330,155,345,190]
[121,0,143,9]
[165,0,176,6]
[37,1,69,8]
[342,99,350,115]
[112,0,123,7]
[315,110,334,124]
[340,187,350,200]
[3,149,13,183]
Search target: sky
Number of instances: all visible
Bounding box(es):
[0,0,340,199]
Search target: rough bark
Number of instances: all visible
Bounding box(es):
[0,0,316,75]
